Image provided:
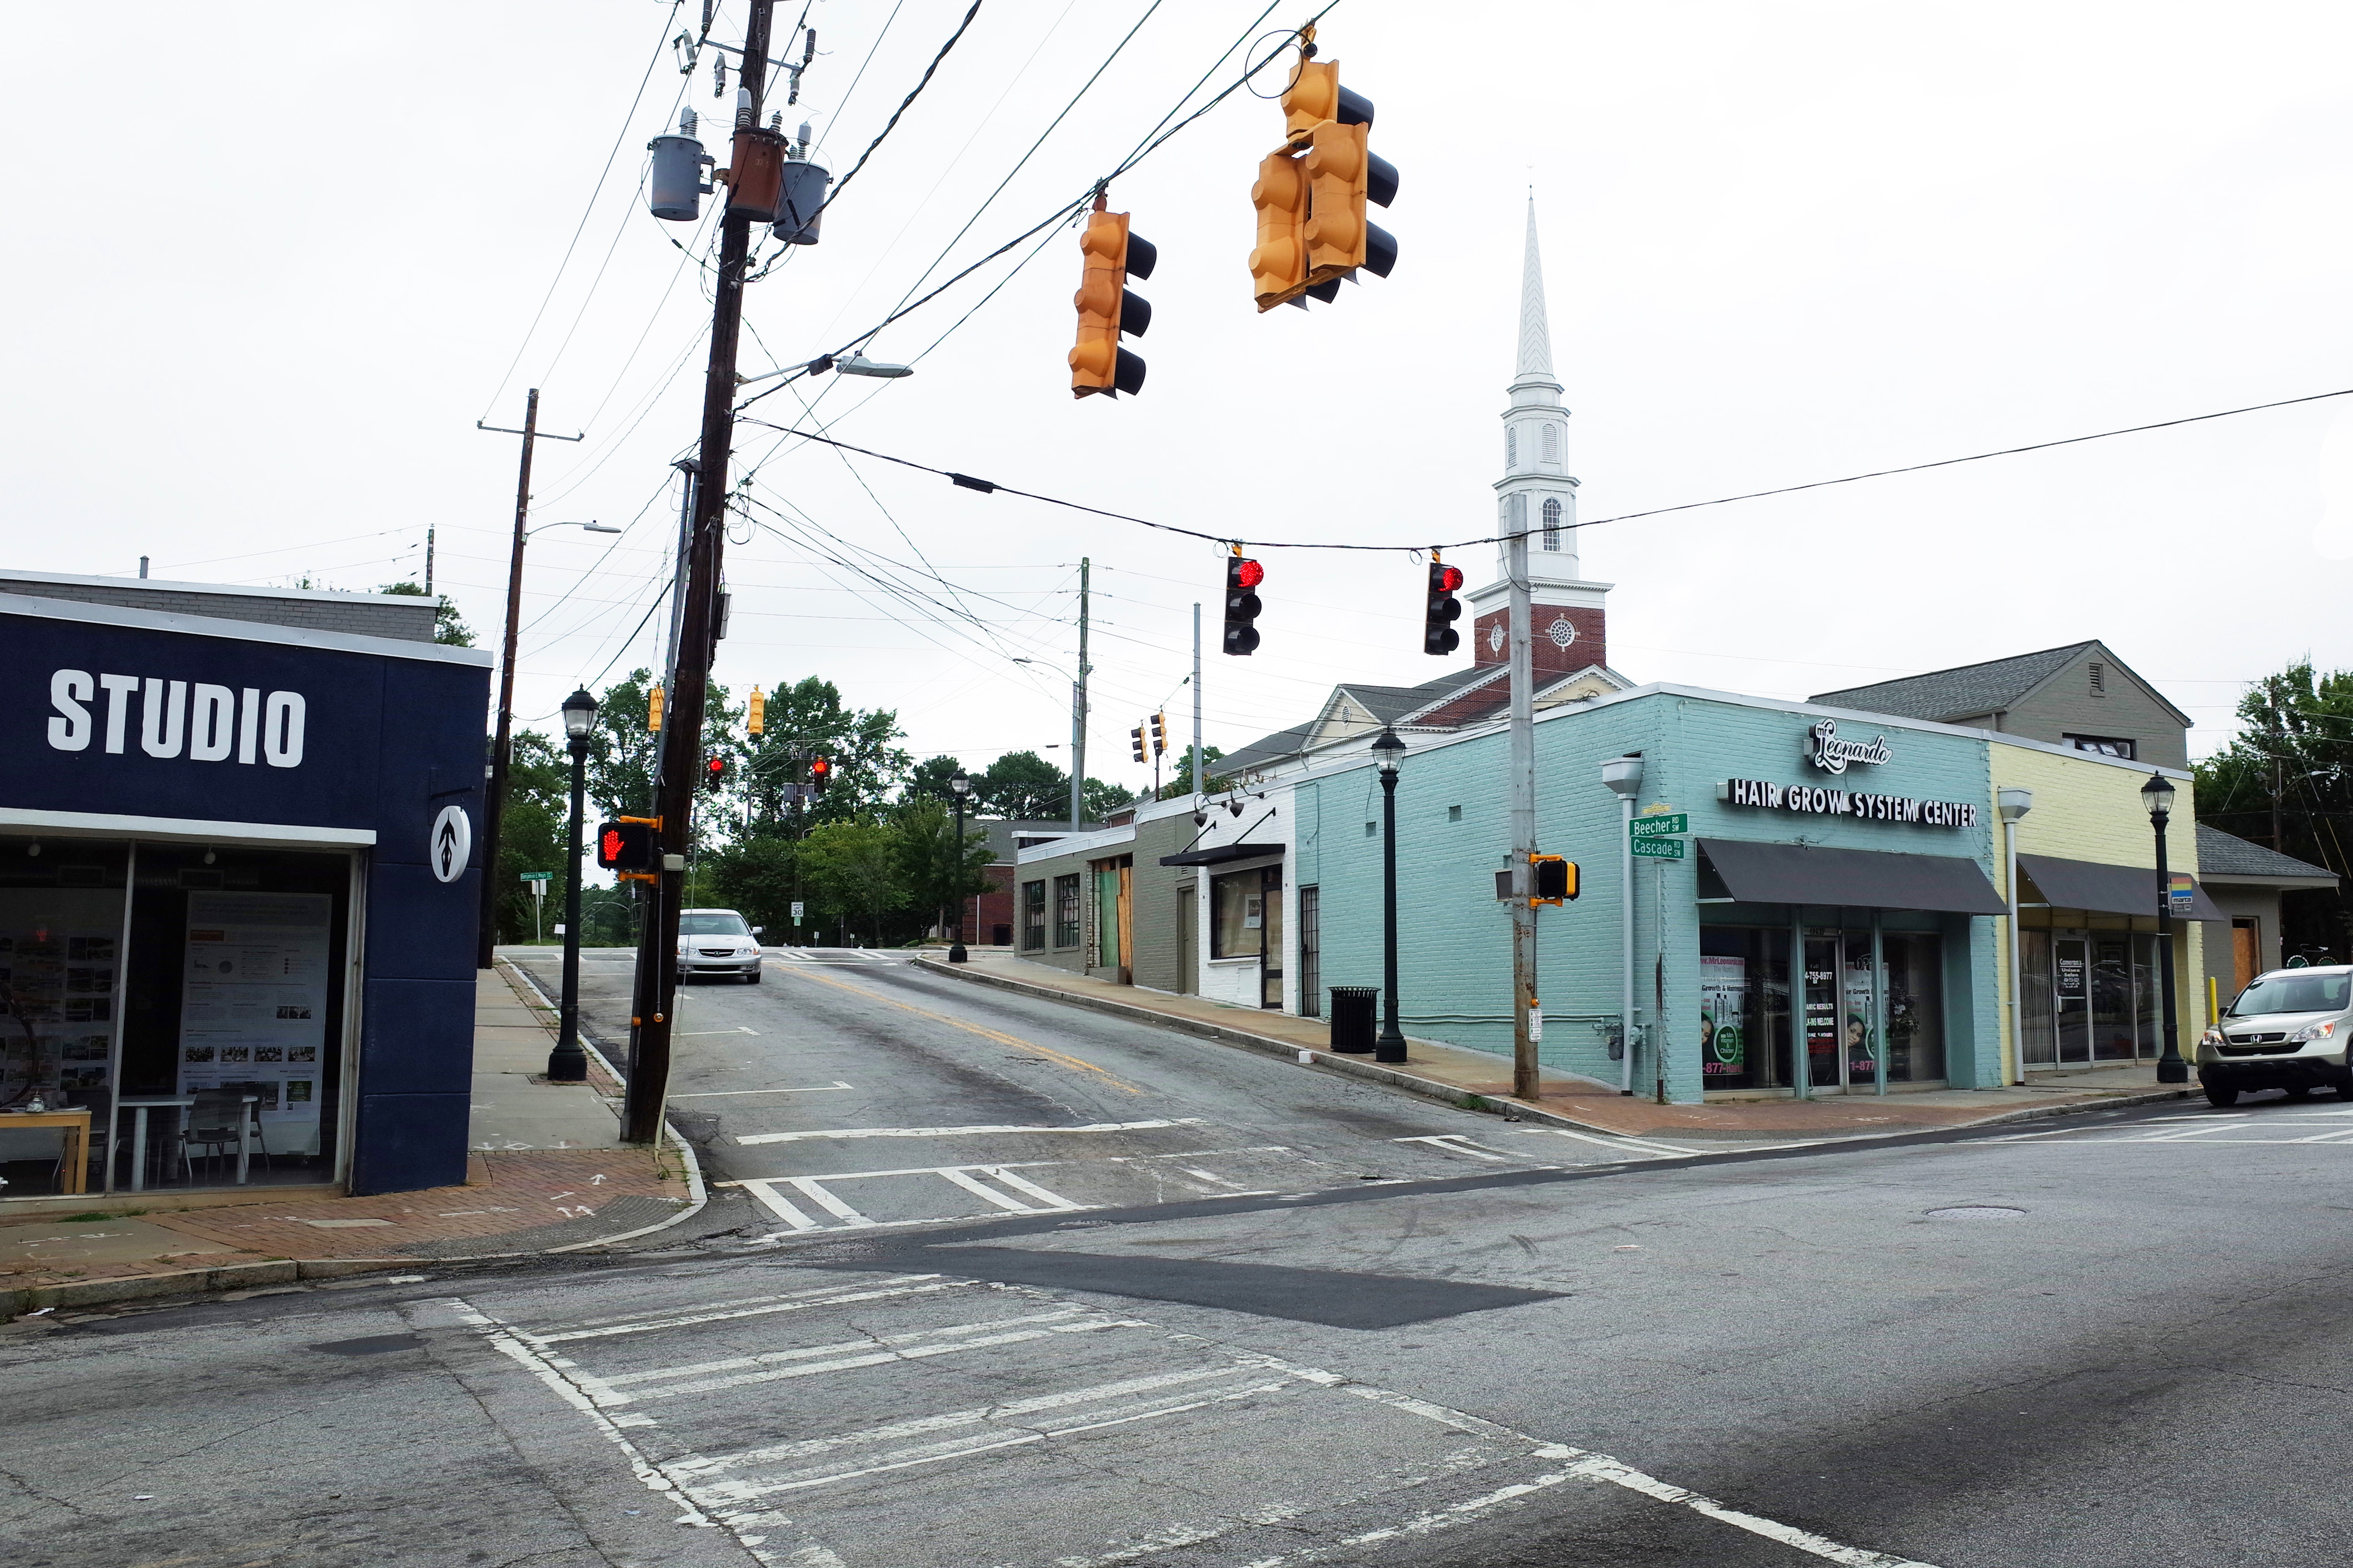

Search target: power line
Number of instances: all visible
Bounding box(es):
[744,383,2353,555]
[802,0,988,231]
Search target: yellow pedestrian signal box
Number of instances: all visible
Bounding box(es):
[1531,854,1577,905]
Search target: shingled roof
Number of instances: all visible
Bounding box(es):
[2195,823,2338,885]
[1809,640,2191,729]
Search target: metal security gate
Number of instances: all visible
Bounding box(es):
[1298,886,1321,1017]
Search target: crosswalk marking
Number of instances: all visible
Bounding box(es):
[734,1162,1093,1232]
[735,1117,1204,1147]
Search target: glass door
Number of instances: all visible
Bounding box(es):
[2053,935,2091,1065]
[1802,934,1843,1091]
[1804,929,1883,1093]
[1258,866,1284,1009]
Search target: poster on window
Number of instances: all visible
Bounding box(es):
[178,892,332,1155]
[1700,955,1746,1077]
[1842,955,1879,1081]
[0,889,123,1108]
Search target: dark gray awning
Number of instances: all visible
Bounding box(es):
[1697,838,2009,915]
[2018,853,2227,921]
[1158,842,1285,868]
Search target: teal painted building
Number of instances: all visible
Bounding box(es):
[1293,684,2009,1103]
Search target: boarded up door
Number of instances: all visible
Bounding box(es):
[2233,921,2260,994]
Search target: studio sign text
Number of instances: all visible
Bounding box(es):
[1724,777,1980,828]
[1805,719,1892,774]
[46,670,306,768]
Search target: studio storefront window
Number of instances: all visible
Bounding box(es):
[0,834,351,1199]
[2019,924,2162,1068]
[1700,920,1945,1093]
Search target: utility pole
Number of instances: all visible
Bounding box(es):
[623,0,777,1146]
[474,391,584,969]
[1191,602,1204,805]
[1507,524,1539,1100]
[424,526,435,598]
[1069,556,1091,831]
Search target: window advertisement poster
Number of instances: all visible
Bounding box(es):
[177,891,332,1155]
[0,889,122,1106]
[1700,955,1746,1078]
[1843,954,1879,1081]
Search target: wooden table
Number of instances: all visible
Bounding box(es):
[0,1108,92,1195]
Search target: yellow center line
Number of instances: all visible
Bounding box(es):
[771,964,1146,1095]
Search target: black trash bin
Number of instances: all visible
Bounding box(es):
[1327,986,1378,1054]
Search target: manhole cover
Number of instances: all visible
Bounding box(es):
[1926,1205,2026,1220]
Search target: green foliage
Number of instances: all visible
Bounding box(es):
[698,835,801,939]
[1159,744,1230,800]
[377,579,474,646]
[491,730,571,944]
[1083,776,1138,820]
[799,819,907,944]
[904,755,971,804]
[895,798,996,929]
[2193,660,2353,956]
[742,676,911,830]
[975,750,1069,820]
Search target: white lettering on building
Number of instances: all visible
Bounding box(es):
[47,670,305,769]
[1724,777,1977,828]
[1805,718,1893,774]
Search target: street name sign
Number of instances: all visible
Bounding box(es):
[1630,813,1688,839]
[519,871,553,881]
[1631,836,1686,861]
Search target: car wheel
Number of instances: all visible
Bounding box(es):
[2283,1084,2314,1100]
[2204,1082,2240,1107]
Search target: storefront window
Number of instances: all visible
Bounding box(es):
[1702,921,1946,1092]
[0,836,350,1199]
[2020,929,2055,1067]
[1882,932,1943,1083]
[1021,881,1046,950]
[1211,870,1263,960]
[1053,874,1080,948]
[1698,926,1790,1090]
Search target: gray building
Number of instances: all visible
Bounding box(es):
[0,569,440,644]
[1811,640,2191,771]
[1011,812,1196,992]
[2194,823,2339,1001]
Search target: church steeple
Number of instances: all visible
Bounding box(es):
[1465,196,1613,676]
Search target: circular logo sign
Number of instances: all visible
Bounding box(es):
[429,803,473,885]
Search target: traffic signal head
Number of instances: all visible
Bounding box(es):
[1222,555,1264,656]
[1070,208,1154,398]
[1150,712,1167,754]
[595,819,659,872]
[746,685,765,736]
[647,683,665,733]
[704,755,727,793]
[1303,118,1398,282]
[808,755,831,793]
[1131,725,1148,764]
[1424,560,1464,656]
[1248,149,1308,311]
[1531,854,1577,905]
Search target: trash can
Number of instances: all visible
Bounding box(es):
[1327,986,1378,1054]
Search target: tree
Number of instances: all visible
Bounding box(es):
[895,798,996,935]
[699,835,801,942]
[2195,661,2353,957]
[585,669,661,821]
[1083,777,1138,820]
[1159,745,1229,800]
[377,580,474,646]
[975,750,1069,820]
[798,819,905,944]
[904,755,970,804]
[743,676,910,829]
[489,730,568,943]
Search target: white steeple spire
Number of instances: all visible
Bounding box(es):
[1511,194,1561,400]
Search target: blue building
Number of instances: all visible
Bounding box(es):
[0,573,491,1202]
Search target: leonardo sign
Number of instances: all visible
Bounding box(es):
[1805,718,1892,774]
[1724,777,1980,828]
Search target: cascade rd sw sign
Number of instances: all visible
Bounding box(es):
[1632,836,1685,861]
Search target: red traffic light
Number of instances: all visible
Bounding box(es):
[1435,564,1464,593]
[704,756,727,792]
[1234,558,1264,590]
[809,756,832,792]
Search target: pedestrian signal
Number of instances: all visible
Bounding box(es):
[1531,854,1577,905]
[596,819,659,872]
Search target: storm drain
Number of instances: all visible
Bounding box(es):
[1925,1205,2026,1220]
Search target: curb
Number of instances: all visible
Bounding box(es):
[911,957,2195,1147]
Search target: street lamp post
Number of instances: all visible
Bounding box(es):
[948,774,973,964]
[2143,771,2190,1085]
[549,686,598,1082]
[1372,727,1408,1064]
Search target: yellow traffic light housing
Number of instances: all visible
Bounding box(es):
[1131,725,1148,764]
[746,685,765,736]
[1248,149,1308,311]
[1070,205,1154,398]
[1531,854,1577,906]
[647,682,665,733]
[1253,37,1396,310]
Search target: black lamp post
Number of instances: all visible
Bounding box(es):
[948,773,972,964]
[2143,770,2189,1085]
[1372,726,1408,1063]
[549,686,597,1082]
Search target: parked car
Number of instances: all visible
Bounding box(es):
[2198,966,2353,1106]
[676,908,765,983]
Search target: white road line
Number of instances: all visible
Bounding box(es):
[1179,1166,1257,1191]
[675,1366,1266,1479]
[1541,1127,1702,1159]
[613,1320,1142,1404]
[672,1082,855,1098]
[942,1168,1048,1213]
[1395,1134,1517,1162]
[595,1308,1091,1391]
[785,1177,873,1226]
[735,1118,1203,1146]
[525,1279,954,1344]
[741,1183,823,1230]
[982,1166,1088,1210]
[678,1027,762,1037]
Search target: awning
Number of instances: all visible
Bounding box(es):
[1158,842,1285,868]
[1697,838,2009,915]
[2017,853,2227,921]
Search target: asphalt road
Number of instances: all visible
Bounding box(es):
[9,958,2353,1568]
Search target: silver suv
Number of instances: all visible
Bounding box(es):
[2198,966,2353,1106]
[676,908,764,983]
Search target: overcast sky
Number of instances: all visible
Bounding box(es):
[9,2,2351,789]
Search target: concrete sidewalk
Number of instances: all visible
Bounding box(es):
[919,951,2191,1144]
[0,965,697,1320]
